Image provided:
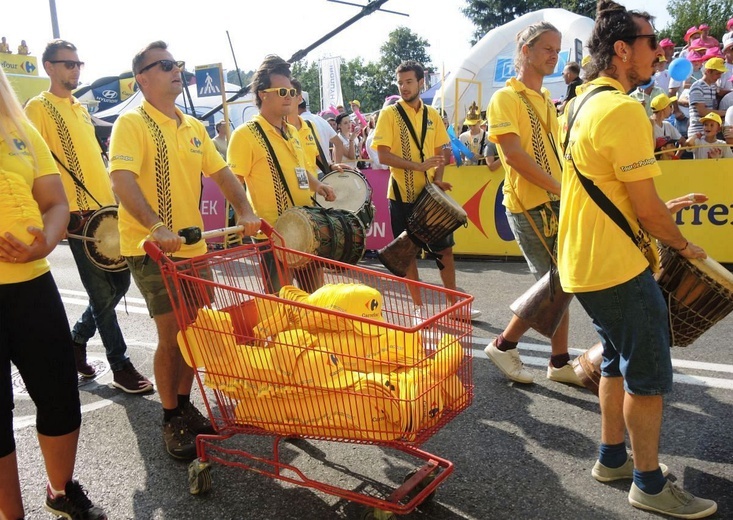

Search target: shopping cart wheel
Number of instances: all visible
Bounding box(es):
[188,459,212,495]
[360,507,396,520]
[403,468,438,503]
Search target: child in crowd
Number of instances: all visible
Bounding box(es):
[650,94,686,148]
[654,136,681,160]
[686,113,733,159]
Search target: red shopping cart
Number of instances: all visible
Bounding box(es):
[144,221,474,519]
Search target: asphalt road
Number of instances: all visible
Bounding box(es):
[12,243,733,520]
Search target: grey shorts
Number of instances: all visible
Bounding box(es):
[506,200,559,280]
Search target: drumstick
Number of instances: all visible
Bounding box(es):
[177,225,245,245]
[66,233,101,243]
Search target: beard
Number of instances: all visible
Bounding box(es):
[62,79,79,91]
[401,91,419,104]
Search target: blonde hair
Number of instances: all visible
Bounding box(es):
[514,22,561,72]
[0,68,38,171]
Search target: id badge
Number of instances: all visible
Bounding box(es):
[295,167,309,189]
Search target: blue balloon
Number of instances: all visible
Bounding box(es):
[668,58,693,82]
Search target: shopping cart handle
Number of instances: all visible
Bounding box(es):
[178,225,245,245]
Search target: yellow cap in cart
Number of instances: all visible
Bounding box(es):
[293,348,359,389]
[307,283,386,336]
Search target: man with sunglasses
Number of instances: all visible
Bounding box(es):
[228,55,335,293]
[557,2,716,517]
[26,39,153,394]
[109,41,260,461]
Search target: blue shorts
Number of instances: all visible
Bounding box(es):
[389,199,454,252]
[576,269,673,396]
[506,200,558,280]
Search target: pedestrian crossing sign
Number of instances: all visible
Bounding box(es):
[195,64,223,97]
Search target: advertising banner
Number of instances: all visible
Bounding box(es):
[319,57,343,110]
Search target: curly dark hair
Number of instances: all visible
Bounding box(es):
[252,55,291,108]
[396,60,424,81]
[586,0,654,81]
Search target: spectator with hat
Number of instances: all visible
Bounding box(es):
[655,40,675,92]
[650,93,685,147]
[693,23,719,49]
[681,26,702,58]
[654,136,681,160]
[459,102,487,165]
[725,17,733,41]
[686,112,733,158]
[688,57,728,137]
[718,34,733,98]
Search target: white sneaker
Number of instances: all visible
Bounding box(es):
[547,363,584,387]
[412,305,426,327]
[484,339,533,383]
[450,308,483,322]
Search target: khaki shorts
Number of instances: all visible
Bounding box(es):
[126,255,213,319]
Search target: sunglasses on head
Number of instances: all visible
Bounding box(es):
[138,59,185,74]
[48,60,84,70]
[261,87,297,98]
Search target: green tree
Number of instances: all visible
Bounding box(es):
[291,60,321,112]
[462,0,597,43]
[659,0,733,45]
[379,26,433,74]
[225,69,253,87]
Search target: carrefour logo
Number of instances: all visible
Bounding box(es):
[190,137,201,148]
[21,61,36,74]
[102,90,118,100]
[13,139,26,151]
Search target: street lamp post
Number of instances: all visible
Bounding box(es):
[49,0,60,38]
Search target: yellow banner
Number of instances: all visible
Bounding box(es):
[1,54,39,76]
[444,159,733,263]
[7,74,49,105]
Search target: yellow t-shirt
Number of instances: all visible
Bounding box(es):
[228,113,313,227]
[558,77,661,293]
[25,91,115,212]
[294,116,320,176]
[109,99,226,258]
[371,99,450,203]
[487,77,561,213]
[0,121,59,284]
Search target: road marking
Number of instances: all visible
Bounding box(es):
[58,288,150,314]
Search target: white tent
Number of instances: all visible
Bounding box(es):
[94,81,258,131]
[433,8,595,124]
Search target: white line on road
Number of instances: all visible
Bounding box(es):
[58,288,150,314]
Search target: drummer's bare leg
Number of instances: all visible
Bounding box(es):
[436,247,456,303]
[404,258,422,307]
[153,312,185,410]
[550,311,570,356]
[600,376,626,446]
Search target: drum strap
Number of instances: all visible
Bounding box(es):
[304,119,330,175]
[393,103,430,203]
[49,150,104,208]
[251,122,296,209]
[564,85,658,269]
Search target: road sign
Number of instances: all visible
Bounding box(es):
[195,64,223,97]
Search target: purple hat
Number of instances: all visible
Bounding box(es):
[698,23,710,30]
[687,50,706,63]
[703,47,724,60]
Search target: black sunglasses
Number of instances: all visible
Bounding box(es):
[138,59,185,74]
[48,60,84,70]
[261,87,297,98]
[626,33,659,50]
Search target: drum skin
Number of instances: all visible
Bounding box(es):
[82,206,127,273]
[315,167,375,229]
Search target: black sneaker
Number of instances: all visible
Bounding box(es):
[163,415,197,460]
[45,480,107,520]
[112,360,153,394]
[72,342,95,378]
[180,401,216,434]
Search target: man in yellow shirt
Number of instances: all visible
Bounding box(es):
[558,3,715,517]
[372,60,481,322]
[26,39,152,394]
[485,22,580,386]
[228,55,334,293]
[109,41,259,461]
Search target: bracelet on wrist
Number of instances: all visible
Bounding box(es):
[149,221,166,234]
[677,241,689,252]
